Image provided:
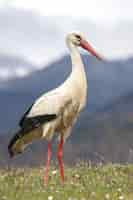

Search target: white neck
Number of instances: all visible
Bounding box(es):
[68,42,83,69]
[67,41,87,86]
[65,41,87,108]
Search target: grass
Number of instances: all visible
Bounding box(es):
[0,163,133,200]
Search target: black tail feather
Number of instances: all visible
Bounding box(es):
[8,128,24,158]
[8,113,57,158]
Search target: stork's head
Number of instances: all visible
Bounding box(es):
[66,32,103,60]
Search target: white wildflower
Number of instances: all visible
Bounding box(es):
[118,196,124,200]
[1,196,7,200]
[91,192,96,196]
[48,196,53,200]
[117,188,122,192]
[75,174,80,178]
[105,193,110,199]
[52,170,57,175]
[68,198,77,200]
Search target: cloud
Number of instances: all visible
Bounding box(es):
[0,8,132,67]
[8,0,133,22]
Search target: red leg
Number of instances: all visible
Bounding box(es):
[44,142,51,185]
[57,135,64,184]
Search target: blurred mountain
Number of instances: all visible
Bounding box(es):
[1,54,133,133]
[0,54,133,165]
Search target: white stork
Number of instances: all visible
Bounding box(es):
[8,32,103,185]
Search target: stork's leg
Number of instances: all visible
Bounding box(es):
[44,142,51,185]
[57,135,64,184]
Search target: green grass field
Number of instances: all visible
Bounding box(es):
[0,164,133,200]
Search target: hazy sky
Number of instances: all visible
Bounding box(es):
[0,0,132,78]
[0,0,132,80]
[1,0,133,23]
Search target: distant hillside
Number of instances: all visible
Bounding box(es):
[0,55,133,166]
[90,91,133,120]
[1,54,133,133]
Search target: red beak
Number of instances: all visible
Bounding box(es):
[80,39,103,61]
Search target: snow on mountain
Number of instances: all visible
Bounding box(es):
[0,54,36,85]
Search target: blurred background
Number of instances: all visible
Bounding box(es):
[0,0,133,167]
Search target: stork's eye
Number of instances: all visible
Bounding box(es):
[75,34,81,40]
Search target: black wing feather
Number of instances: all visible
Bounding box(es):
[19,103,34,127]
[19,103,57,129]
[20,114,57,130]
